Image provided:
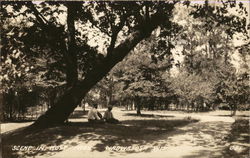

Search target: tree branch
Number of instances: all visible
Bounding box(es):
[145,1,150,22]
[26,1,49,27]
[91,21,111,37]
[107,12,129,55]
[78,12,167,88]
[80,10,111,37]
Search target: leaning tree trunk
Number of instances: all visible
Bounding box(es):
[31,12,168,128]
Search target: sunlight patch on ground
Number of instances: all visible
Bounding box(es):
[1,122,33,134]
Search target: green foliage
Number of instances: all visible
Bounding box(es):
[115,39,171,99]
[169,70,216,105]
[191,1,248,37]
[169,1,249,111]
[2,87,40,120]
[0,1,177,89]
[216,71,250,110]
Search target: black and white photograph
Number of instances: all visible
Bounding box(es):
[0,0,250,158]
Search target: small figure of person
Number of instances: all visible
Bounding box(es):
[87,103,104,123]
[103,106,120,124]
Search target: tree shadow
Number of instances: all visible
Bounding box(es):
[214,114,249,118]
[68,110,88,118]
[2,119,197,158]
[166,121,234,158]
[222,118,250,158]
[124,113,175,118]
[181,149,222,158]
[2,120,36,123]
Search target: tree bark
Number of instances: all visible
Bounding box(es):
[31,13,167,128]
[136,97,141,116]
[231,104,237,116]
[65,3,78,87]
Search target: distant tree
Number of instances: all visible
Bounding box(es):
[112,37,173,115]
[216,62,250,115]
[169,1,249,113]
[168,69,216,111]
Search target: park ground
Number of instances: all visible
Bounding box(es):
[1,107,249,158]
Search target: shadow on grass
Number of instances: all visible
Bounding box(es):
[124,113,175,118]
[68,110,88,119]
[222,118,250,158]
[214,114,249,118]
[2,119,197,158]
[163,121,235,158]
[2,120,36,123]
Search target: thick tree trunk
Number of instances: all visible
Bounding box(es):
[31,13,167,128]
[136,105,141,116]
[135,96,141,116]
[65,3,78,86]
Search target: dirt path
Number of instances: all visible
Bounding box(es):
[1,122,33,134]
[3,108,248,158]
[47,109,236,158]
